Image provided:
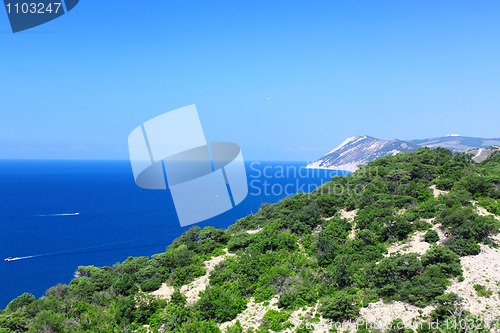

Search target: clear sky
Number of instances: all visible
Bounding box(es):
[1,1,499,161]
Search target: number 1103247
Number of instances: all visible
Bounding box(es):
[5,2,62,14]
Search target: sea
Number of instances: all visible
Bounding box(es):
[0,160,345,308]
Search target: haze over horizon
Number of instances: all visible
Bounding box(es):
[1,1,500,161]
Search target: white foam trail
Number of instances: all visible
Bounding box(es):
[5,255,40,262]
[5,235,167,263]
[18,255,39,259]
[36,212,80,217]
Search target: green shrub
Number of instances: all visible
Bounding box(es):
[373,253,424,298]
[443,237,481,256]
[139,276,163,292]
[424,229,439,243]
[260,309,291,332]
[29,310,68,333]
[319,291,359,321]
[5,293,35,312]
[227,232,254,252]
[226,320,244,333]
[170,264,206,287]
[473,284,493,297]
[399,265,450,307]
[476,197,500,215]
[421,245,462,277]
[430,293,459,320]
[197,284,246,322]
[177,319,221,333]
[112,274,137,296]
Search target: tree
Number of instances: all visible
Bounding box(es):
[28,310,69,333]
[112,274,137,296]
[424,229,439,243]
[421,245,461,277]
[5,293,35,312]
[319,291,359,321]
[197,284,246,322]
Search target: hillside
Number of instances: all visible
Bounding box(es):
[307,135,500,172]
[1,148,500,333]
[410,136,500,152]
[306,136,419,172]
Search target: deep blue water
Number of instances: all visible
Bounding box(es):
[0,160,345,308]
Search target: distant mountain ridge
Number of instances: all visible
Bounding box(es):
[307,135,500,171]
[410,136,500,152]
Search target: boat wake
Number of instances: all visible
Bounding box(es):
[36,212,80,217]
[5,255,39,262]
[4,235,166,263]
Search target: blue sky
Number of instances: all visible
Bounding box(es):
[1,1,499,161]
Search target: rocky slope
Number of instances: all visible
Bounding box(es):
[306,135,420,172]
[307,135,500,171]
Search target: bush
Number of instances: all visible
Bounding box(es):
[113,296,136,325]
[316,217,350,265]
[177,319,221,333]
[443,237,481,256]
[197,284,246,322]
[373,253,424,297]
[473,284,493,297]
[5,293,35,312]
[430,293,459,320]
[421,245,462,277]
[29,310,69,333]
[399,265,450,307]
[227,232,254,252]
[319,291,359,321]
[139,276,163,292]
[424,229,439,243]
[260,309,291,332]
[170,264,206,287]
[476,197,500,215]
[276,273,320,310]
[112,274,137,296]
[226,320,244,333]
[327,254,356,288]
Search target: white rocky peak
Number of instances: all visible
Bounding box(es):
[307,135,500,171]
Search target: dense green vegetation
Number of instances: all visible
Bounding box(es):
[1,148,499,332]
